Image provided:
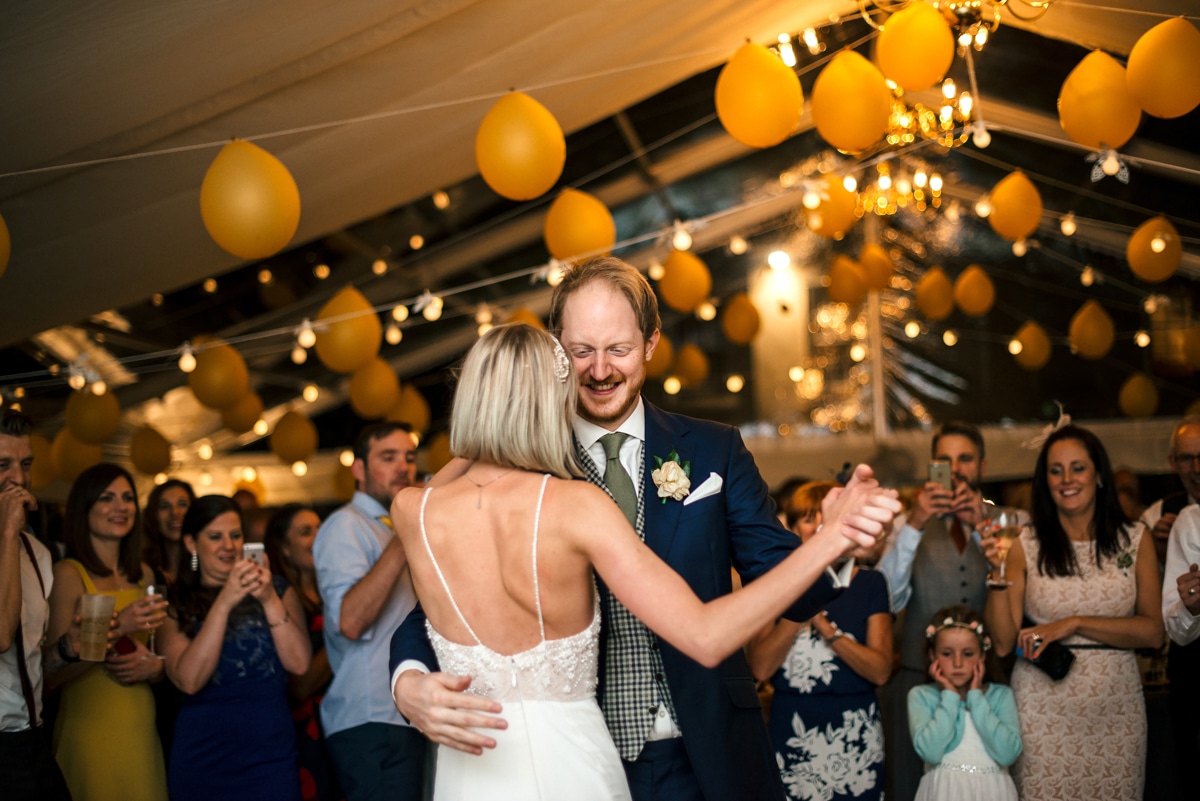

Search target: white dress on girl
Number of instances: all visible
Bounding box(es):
[914,710,1018,801]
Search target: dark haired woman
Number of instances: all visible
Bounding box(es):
[143,478,194,584]
[264,504,340,801]
[45,463,169,801]
[984,425,1163,801]
[159,495,310,801]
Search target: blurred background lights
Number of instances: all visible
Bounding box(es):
[663,376,682,395]
[767,250,791,270]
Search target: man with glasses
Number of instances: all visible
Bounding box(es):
[1143,416,1200,566]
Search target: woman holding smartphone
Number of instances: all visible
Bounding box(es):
[159,495,311,801]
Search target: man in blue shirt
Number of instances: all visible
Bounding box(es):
[314,422,423,801]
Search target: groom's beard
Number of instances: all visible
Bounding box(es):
[577,371,644,427]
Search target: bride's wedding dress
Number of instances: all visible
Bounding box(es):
[419,474,632,801]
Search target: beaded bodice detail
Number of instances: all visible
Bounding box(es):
[421,474,601,703]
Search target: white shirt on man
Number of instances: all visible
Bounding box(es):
[1,533,52,732]
[1163,504,1200,646]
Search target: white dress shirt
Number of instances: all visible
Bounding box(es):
[1163,504,1200,645]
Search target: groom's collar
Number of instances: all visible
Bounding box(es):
[572,396,646,452]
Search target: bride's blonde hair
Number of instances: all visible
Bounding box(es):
[450,323,583,480]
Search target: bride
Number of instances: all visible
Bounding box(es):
[389,323,899,800]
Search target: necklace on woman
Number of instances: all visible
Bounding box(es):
[464,467,516,509]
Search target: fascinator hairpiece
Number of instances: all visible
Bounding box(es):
[1022,401,1071,451]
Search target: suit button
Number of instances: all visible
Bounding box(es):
[655,672,663,681]
[960,565,967,572]
[961,581,968,587]
[648,705,658,715]
[961,598,968,603]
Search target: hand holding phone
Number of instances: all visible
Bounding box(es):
[242,542,266,569]
[928,460,953,492]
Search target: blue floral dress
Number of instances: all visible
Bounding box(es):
[768,569,889,801]
[168,576,300,801]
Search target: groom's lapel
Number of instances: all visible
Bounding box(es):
[642,402,693,560]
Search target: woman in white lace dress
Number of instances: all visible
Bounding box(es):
[983,425,1163,801]
[388,324,900,801]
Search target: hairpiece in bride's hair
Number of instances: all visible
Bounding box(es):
[552,338,570,383]
[1022,401,1071,451]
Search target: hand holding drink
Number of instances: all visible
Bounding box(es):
[976,506,1027,588]
[79,593,117,661]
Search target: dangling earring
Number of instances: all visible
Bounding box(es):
[190,551,198,572]
[1096,477,1104,489]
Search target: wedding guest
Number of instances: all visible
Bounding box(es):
[1142,416,1200,566]
[1162,503,1200,789]
[143,479,194,585]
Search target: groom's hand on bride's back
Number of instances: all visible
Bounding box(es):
[393,670,507,755]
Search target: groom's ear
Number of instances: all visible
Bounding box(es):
[644,329,661,362]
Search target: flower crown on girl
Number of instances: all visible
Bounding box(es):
[924,617,992,651]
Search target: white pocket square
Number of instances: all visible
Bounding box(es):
[683,472,723,506]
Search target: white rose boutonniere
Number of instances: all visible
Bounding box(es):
[652,449,691,503]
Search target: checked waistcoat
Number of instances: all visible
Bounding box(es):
[575,438,680,760]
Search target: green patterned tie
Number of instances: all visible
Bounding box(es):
[600,432,638,526]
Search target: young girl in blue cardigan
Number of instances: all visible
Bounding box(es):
[907,605,1021,801]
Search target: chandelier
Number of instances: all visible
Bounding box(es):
[856,160,945,216]
[859,1,1057,51]
[887,77,974,149]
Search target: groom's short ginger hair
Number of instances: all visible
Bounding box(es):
[548,257,661,343]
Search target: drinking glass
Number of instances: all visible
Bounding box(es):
[978,505,1027,588]
[79,593,116,661]
[145,584,165,658]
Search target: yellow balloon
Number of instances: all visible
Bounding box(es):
[715,43,803,148]
[349,357,401,420]
[200,140,300,260]
[1127,216,1181,283]
[859,243,894,291]
[315,286,382,374]
[674,344,709,387]
[658,251,712,313]
[426,432,453,474]
[1118,373,1159,418]
[0,212,10,280]
[543,188,616,261]
[646,333,674,379]
[233,476,267,506]
[1127,17,1200,118]
[387,384,431,436]
[916,267,954,321]
[271,411,318,464]
[721,294,761,344]
[65,390,121,445]
[988,171,1043,242]
[1058,51,1142,150]
[1013,321,1052,371]
[808,177,860,239]
[29,433,55,490]
[189,340,250,410]
[876,2,955,91]
[475,92,565,201]
[827,256,867,306]
[332,464,357,502]
[811,51,891,153]
[506,307,545,330]
[130,426,172,476]
[51,429,103,483]
[1069,300,1114,360]
[221,391,264,434]
[953,265,995,317]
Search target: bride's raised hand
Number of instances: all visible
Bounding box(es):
[819,465,901,552]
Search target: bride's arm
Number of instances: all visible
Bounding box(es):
[569,465,899,667]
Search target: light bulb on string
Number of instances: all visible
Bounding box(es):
[1060,213,1077,237]
[198,442,214,461]
[975,197,991,217]
[842,175,857,193]
[725,374,745,393]
[1101,153,1121,176]
[1135,331,1151,348]
[942,79,956,100]
[913,170,927,188]
[68,370,86,390]
[802,27,821,55]
[728,236,748,255]
[203,278,218,294]
[409,234,425,250]
[1008,338,1023,355]
[1150,235,1167,254]
[904,321,921,339]
[296,319,316,349]
[777,34,797,67]
[422,296,444,321]
[663,376,682,395]
[696,301,717,321]
[802,186,822,210]
[313,264,330,280]
[178,342,197,373]
[372,259,388,276]
[1080,266,1095,287]
[199,471,213,487]
[849,343,867,362]
[14,387,24,399]
[942,330,958,347]
[90,380,107,396]
[392,304,409,322]
[477,322,493,337]
[546,259,565,287]
[432,190,450,210]
[972,123,991,149]
[291,346,307,365]
[671,220,692,251]
[1012,239,1028,257]
[385,323,403,345]
[648,261,666,281]
[257,269,273,285]
[253,419,269,437]
[302,383,319,403]
[154,473,168,486]
[929,174,943,193]
[475,305,492,325]
[768,251,791,271]
[292,461,308,477]
[339,449,355,467]
[241,466,257,483]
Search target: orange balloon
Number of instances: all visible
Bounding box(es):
[827,256,867,306]
[988,171,1043,242]
[425,432,453,474]
[332,464,357,502]
[315,286,382,374]
[130,426,172,476]
[721,294,761,344]
[1127,216,1181,283]
[200,140,300,260]
[65,390,121,444]
[916,267,954,321]
[387,384,431,436]
[221,391,264,434]
[1118,373,1158,418]
[674,344,710,387]
[189,340,250,410]
[506,308,545,330]
[29,433,55,490]
[876,2,955,91]
[658,251,712,313]
[953,265,995,317]
[543,188,616,261]
[0,212,10,280]
[51,429,103,483]
[1069,300,1115,360]
[475,92,565,201]
[811,51,891,153]
[233,476,267,506]
[349,357,401,420]
[1127,17,1200,118]
[808,178,860,239]
[859,243,894,291]
[715,43,803,148]
[271,411,318,464]
[1058,51,1142,150]
[646,333,674,379]
[1013,321,1052,371]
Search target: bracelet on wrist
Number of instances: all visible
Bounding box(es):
[267,610,290,629]
[824,621,845,644]
[57,632,81,663]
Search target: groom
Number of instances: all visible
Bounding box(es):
[391,257,845,800]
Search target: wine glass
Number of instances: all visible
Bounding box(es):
[978,506,1027,588]
[145,583,164,658]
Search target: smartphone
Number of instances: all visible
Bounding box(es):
[928,460,953,492]
[242,542,266,568]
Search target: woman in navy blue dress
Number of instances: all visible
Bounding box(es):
[159,495,312,801]
[748,481,893,801]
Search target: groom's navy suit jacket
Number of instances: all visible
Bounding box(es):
[389,400,837,801]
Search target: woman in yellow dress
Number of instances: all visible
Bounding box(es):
[45,462,169,801]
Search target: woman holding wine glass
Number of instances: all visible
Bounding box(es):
[983,425,1162,801]
[45,463,169,801]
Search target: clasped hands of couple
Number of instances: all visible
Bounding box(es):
[393,463,900,756]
